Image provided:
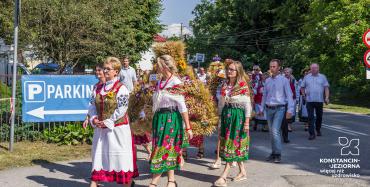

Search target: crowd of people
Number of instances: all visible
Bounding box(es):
[83,55,330,187]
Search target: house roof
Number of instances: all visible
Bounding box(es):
[153,34,166,42]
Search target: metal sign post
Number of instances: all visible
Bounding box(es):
[10,0,21,152]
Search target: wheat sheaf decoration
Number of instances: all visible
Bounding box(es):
[128,41,218,136]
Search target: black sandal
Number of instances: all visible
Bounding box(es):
[168,180,178,187]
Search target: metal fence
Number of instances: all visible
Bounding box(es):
[0,74,74,143]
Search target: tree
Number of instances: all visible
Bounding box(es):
[0,0,162,72]
[0,0,14,43]
[188,0,309,69]
[300,0,370,97]
[188,0,370,101]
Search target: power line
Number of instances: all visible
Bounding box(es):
[200,38,299,47]
[194,34,301,47]
[190,19,317,40]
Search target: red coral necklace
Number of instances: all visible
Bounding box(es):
[224,79,237,96]
[103,79,118,92]
[159,74,173,90]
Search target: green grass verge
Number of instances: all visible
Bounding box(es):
[0,141,91,170]
[324,103,370,115]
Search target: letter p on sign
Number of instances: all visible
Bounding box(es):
[24,81,46,102]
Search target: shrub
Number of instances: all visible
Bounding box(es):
[43,124,93,145]
[0,123,42,142]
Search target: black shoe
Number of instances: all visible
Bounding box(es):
[274,155,281,163]
[316,131,322,136]
[283,139,290,143]
[262,126,269,132]
[266,154,276,161]
[308,134,316,140]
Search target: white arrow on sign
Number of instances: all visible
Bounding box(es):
[27,106,87,119]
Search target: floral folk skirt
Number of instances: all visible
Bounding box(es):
[220,106,250,162]
[150,110,188,173]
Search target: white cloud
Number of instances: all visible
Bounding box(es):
[161,23,193,38]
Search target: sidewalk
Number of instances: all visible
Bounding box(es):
[0,145,369,187]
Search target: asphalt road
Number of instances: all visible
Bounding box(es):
[0,109,369,187]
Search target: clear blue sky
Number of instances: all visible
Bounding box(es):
[160,0,201,28]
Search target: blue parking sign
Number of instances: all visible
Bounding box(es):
[22,75,97,122]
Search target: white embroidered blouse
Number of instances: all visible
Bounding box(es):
[218,85,252,118]
[152,76,188,113]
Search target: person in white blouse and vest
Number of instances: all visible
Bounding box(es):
[88,57,138,187]
[83,63,105,129]
[149,55,193,187]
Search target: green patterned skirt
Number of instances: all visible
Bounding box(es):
[220,105,250,162]
[150,109,188,174]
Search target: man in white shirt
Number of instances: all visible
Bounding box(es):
[261,59,294,163]
[119,56,137,93]
[301,63,329,140]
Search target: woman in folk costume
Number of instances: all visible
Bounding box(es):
[149,55,193,187]
[214,60,252,187]
[83,63,105,129]
[88,57,138,187]
[133,72,152,160]
[253,72,269,132]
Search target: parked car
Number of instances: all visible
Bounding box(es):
[31,63,73,75]
[32,63,59,74]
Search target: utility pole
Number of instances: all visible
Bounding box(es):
[10,0,21,152]
[180,23,183,40]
